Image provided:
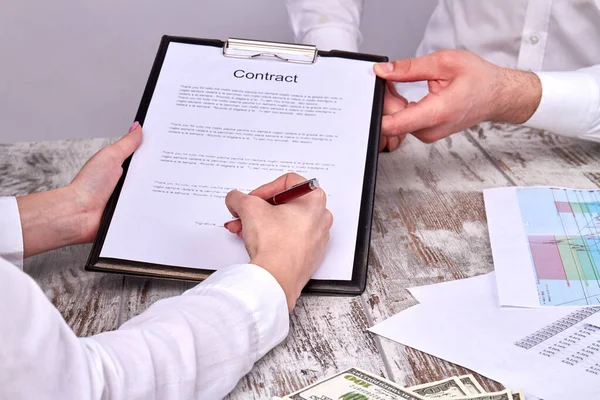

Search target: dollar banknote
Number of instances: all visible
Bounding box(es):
[274,392,523,400]
[456,375,485,395]
[408,377,469,398]
[455,375,524,400]
[275,368,525,400]
[279,367,426,400]
[449,390,513,400]
[511,391,524,400]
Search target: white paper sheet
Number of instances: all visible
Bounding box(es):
[101,43,377,280]
[483,188,539,308]
[484,186,600,307]
[407,272,497,305]
[370,274,600,400]
[586,312,600,328]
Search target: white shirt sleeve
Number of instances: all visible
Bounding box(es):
[285,0,364,52]
[0,255,289,399]
[0,197,24,268]
[524,65,600,141]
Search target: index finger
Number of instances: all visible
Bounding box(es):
[248,172,307,199]
[382,95,444,136]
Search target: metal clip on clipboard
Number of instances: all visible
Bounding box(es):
[223,38,318,64]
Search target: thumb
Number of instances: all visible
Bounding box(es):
[374,56,441,83]
[225,189,248,219]
[111,122,143,164]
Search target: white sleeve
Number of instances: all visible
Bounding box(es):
[285,0,364,51]
[524,65,600,141]
[0,259,289,400]
[0,197,24,268]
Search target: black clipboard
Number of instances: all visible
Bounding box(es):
[86,35,387,295]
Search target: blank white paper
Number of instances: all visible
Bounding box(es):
[483,187,540,307]
[586,312,600,328]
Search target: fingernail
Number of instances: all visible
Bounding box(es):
[128,121,140,133]
[376,62,394,74]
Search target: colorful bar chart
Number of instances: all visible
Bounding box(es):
[528,236,600,283]
[517,188,600,306]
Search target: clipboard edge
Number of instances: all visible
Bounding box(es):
[85,257,366,296]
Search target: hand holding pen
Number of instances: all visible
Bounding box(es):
[224,177,320,232]
[223,173,333,311]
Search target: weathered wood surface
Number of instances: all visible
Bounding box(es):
[3,125,595,398]
[362,131,509,392]
[467,123,600,188]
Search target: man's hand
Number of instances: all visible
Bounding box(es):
[379,81,409,152]
[374,50,543,143]
[224,173,333,312]
[17,123,142,257]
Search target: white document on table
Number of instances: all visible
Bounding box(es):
[586,312,600,328]
[407,272,497,306]
[100,42,377,280]
[484,186,600,307]
[370,273,600,400]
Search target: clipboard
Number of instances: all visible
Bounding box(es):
[86,35,387,295]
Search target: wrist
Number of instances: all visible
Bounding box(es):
[491,68,542,124]
[251,253,299,312]
[17,186,88,257]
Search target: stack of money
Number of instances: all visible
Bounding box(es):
[273,367,525,400]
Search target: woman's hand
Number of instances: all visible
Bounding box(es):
[17,123,142,257]
[224,173,333,311]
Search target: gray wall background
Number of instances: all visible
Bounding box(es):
[0,0,437,144]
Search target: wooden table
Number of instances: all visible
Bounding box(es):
[2,123,599,399]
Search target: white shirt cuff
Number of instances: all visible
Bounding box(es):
[184,263,289,359]
[0,197,24,268]
[302,27,360,52]
[524,71,600,139]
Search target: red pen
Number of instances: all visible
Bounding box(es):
[265,178,319,205]
[225,178,319,225]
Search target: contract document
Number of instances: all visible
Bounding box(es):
[87,37,386,294]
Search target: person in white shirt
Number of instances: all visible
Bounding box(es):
[286,0,600,151]
[0,122,333,400]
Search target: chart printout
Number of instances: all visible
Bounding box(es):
[485,187,600,307]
